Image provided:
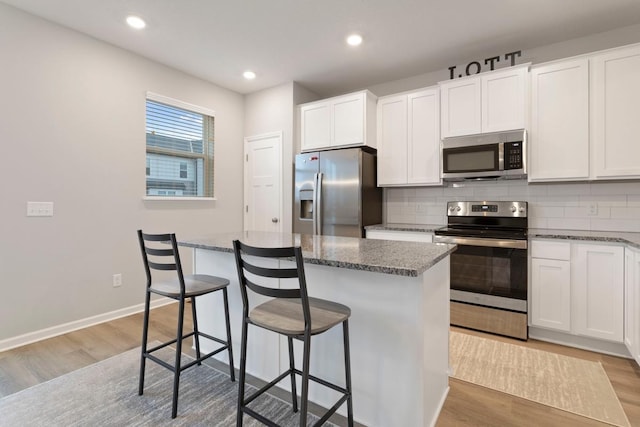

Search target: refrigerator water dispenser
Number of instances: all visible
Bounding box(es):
[299,189,314,219]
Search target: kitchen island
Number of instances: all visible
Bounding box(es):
[179,231,456,427]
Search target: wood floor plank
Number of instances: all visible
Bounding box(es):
[1,306,638,427]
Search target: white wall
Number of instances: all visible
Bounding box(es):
[386,180,640,232]
[368,22,640,97]
[244,82,295,232]
[243,82,318,233]
[0,4,244,344]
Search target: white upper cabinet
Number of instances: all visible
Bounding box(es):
[377,95,407,185]
[440,65,528,138]
[440,78,481,137]
[408,89,440,185]
[591,44,640,179]
[481,67,528,133]
[529,43,640,182]
[300,90,376,152]
[529,58,590,181]
[377,87,440,186]
[300,102,330,151]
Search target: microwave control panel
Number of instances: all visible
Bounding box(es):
[504,142,523,170]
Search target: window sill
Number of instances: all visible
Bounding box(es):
[143,196,217,201]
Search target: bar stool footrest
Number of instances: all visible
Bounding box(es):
[240,368,351,427]
[143,332,231,373]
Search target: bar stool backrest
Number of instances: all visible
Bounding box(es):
[232,240,312,333]
[137,230,186,295]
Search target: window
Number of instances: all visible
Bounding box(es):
[145,93,215,198]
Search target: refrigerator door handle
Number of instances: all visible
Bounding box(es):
[312,173,318,235]
[315,172,323,235]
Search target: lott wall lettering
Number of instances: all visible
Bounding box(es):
[448,50,522,79]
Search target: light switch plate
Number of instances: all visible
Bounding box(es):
[27,202,54,217]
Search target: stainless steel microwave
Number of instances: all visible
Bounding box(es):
[441,129,527,180]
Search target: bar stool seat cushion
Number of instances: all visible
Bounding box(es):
[150,274,229,298]
[250,297,350,336]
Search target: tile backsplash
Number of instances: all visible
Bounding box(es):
[385,180,640,232]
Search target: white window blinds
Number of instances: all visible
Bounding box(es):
[145,95,214,198]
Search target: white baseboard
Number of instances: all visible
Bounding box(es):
[529,326,632,358]
[0,298,174,353]
[429,386,450,427]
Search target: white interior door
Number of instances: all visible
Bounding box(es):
[244,132,283,232]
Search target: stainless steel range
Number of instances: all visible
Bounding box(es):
[434,201,528,340]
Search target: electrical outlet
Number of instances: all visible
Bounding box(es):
[588,203,598,216]
[113,274,122,287]
[416,203,429,214]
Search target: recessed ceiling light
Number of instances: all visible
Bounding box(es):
[243,71,256,80]
[346,34,363,46]
[126,15,146,30]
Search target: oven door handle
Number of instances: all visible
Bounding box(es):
[433,235,527,249]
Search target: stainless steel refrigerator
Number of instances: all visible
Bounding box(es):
[294,148,382,238]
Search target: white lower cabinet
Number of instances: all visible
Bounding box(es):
[625,247,640,365]
[530,240,624,343]
[531,258,571,332]
[572,243,624,342]
[366,229,433,243]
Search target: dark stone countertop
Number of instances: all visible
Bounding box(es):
[365,223,443,233]
[179,231,456,277]
[365,223,640,250]
[529,228,640,250]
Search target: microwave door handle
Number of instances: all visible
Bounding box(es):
[498,143,505,171]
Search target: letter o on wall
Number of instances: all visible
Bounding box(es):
[465,61,481,76]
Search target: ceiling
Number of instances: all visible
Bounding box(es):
[3,0,640,96]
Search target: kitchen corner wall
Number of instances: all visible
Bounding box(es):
[385,180,640,232]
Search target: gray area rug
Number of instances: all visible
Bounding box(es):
[0,345,329,427]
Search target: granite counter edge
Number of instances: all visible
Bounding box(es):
[179,241,456,277]
[529,231,640,250]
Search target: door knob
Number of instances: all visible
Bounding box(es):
[272,217,279,223]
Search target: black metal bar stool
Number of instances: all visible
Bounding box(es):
[137,230,235,419]
[232,240,354,427]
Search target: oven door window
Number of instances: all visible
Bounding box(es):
[450,245,527,300]
[443,144,499,174]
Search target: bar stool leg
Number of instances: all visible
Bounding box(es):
[237,318,249,427]
[288,336,298,413]
[138,289,151,395]
[223,288,235,381]
[343,320,354,427]
[191,297,202,365]
[171,297,186,419]
[299,333,311,426]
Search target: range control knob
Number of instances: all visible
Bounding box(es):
[519,207,525,213]
[510,206,517,213]
[455,206,461,212]
[449,206,455,212]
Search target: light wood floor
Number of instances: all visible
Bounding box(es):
[1,304,639,426]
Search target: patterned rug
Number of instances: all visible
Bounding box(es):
[0,345,329,427]
[449,331,631,427]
